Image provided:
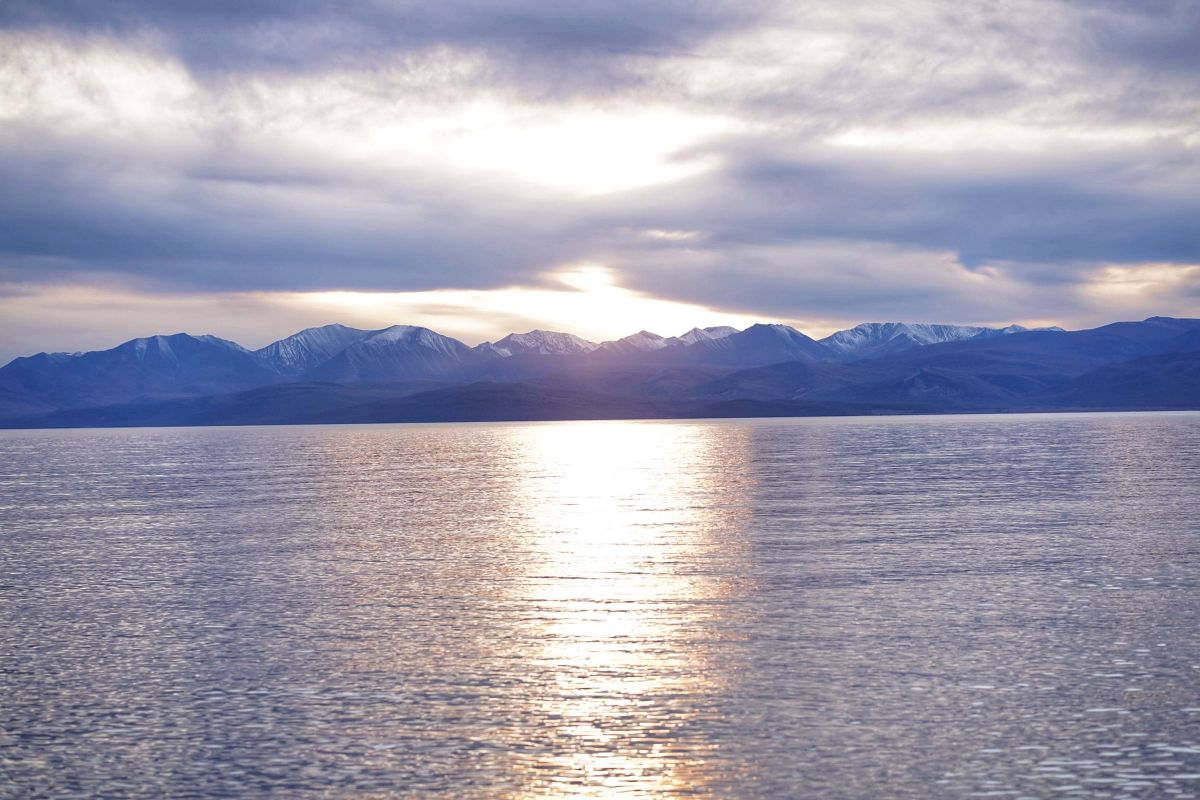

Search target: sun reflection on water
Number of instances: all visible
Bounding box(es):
[499,421,753,798]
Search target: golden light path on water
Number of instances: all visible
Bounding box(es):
[501,421,753,798]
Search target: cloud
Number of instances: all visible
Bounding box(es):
[0,0,770,97]
[0,1,1197,356]
[0,131,584,293]
[1077,0,1200,75]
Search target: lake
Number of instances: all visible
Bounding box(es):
[2,412,1199,798]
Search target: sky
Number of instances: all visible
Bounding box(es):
[1,0,1198,360]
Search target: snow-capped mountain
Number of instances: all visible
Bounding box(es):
[675,323,833,366]
[481,330,598,357]
[675,326,739,346]
[591,324,828,366]
[256,324,378,374]
[128,333,251,358]
[305,325,475,382]
[820,322,1062,361]
[597,330,675,354]
[597,327,741,354]
[0,332,275,410]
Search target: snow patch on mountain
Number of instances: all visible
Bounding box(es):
[365,325,422,344]
[598,331,673,353]
[484,330,598,357]
[362,326,467,356]
[820,322,1062,360]
[676,326,739,345]
[255,324,376,373]
[126,333,249,363]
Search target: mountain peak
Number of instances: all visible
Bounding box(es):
[677,326,739,345]
[256,324,378,374]
[743,323,806,339]
[122,332,249,360]
[303,325,471,383]
[598,330,672,354]
[489,329,598,356]
[367,325,427,343]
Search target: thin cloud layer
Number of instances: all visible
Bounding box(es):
[0,1,1197,358]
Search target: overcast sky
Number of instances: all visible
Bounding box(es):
[1,0,1198,359]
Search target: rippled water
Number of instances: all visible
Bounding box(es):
[2,412,1200,798]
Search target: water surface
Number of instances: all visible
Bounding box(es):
[2,413,1200,798]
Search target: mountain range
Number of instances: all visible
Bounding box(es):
[2,317,1197,428]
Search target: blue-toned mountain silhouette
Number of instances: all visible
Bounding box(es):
[1,317,1197,427]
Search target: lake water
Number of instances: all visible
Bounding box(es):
[2,412,1199,798]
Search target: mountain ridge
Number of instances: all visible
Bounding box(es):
[820,322,1065,361]
[2,317,1197,427]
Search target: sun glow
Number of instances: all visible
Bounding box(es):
[348,101,734,196]
[1084,263,1200,303]
[273,265,760,344]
